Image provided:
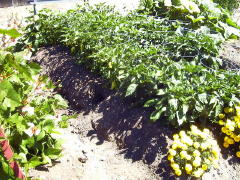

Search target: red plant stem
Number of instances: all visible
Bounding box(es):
[0,128,25,179]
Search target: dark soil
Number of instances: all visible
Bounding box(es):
[220,40,240,70]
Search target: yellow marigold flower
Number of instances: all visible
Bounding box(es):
[168,155,174,162]
[185,164,193,172]
[204,159,211,164]
[174,139,181,145]
[175,169,182,176]
[195,156,201,162]
[193,150,200,157]
[181,136,193,146]
[180,151,188,158]
[236,111,240,117]
[202,164,208,171]
[234,116,240,122]
[180,143,188,150]
[171,163,180,170]
[193,159,201,167]
[212,149,219,155]
[228,126,235,132]
[201,143,208,150]
[227,138,234,145]
[169,149,177,156]
[200,132,207,139]
[179,131,186,137]
[234,136,240,142]
[226,130,232,135]
[193,168,204,177]
[219,113,225,119]
[193,142,200,149]
[203,128,210,134]
[190,125,198,131]
[186,155,192,160]
[236,151,240,158]
[238,122,240,129]
[223,142,229,148]
[235,106,240,112]
[228,108,234,113]
[230,133,235,139]
[218,120,225,125]
[172,143,178,150]
[224,136,229,142]
[173,134,179,140]
[221,127,227,133]
[224,107,230,113]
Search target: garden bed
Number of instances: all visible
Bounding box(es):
[31,46,240,179]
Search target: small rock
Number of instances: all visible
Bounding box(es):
[78,156,88,163]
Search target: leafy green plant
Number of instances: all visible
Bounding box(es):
[213,0,240,11]
[17,4,240,127]
[0,49,69,177]
[139,0,240,39]
[0,149,16,180]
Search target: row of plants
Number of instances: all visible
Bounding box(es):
[15,1,240,178]
[0,29,69,179]
[17,2,240,126]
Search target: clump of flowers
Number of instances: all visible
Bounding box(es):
[218,106,240,158]
[168,125,220,177]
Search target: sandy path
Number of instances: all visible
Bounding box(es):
[29,111,158,180]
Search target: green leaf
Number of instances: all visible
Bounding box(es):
[156,89,165,95]
[169,98,178,110]
[150,107,166,122]
[2,97,21,111]
[42,119,55,132]
[0,28,22,38]
[164,0,172,7]
[125,83,138,96]
[27,156,43,168]
[144,98,158,107]
[45,148,62,159]
[53,94,68,108]
[198,93,208,104]
[36,130,46,141]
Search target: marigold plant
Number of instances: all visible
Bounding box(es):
[218,106,240,158]
[168,125,220,177]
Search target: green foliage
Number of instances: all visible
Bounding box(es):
[139,0,240,39]
[0,28,22,39]
[18,4,240,127]
[0,150,16,180]
[0,49,68,177]
[213,0,240,11]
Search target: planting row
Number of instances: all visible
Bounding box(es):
[18,1,240,126]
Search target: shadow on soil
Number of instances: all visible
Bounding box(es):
[32,46,184,179]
